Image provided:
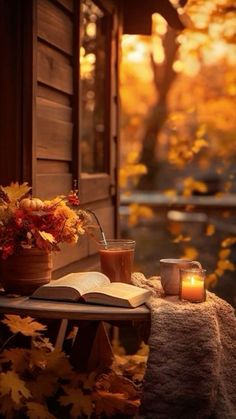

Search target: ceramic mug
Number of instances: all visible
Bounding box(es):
[160,258,202,295]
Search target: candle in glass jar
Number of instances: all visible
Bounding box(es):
[180,269,206,303]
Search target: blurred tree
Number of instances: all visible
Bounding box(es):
[120,0,236,190]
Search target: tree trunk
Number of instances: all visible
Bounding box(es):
[138,27,178,190]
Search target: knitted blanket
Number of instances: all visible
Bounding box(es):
[131,273,236,419]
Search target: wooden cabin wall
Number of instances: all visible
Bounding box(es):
[0,0,119,274]
[36,0,74,199]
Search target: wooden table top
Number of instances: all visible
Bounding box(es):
[0,295,150,321]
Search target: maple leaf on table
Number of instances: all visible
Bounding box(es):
[0,182,31,203]
[26,401,56,419]
[59,387,93,419]
[1,315,47,337]
[0,371,31,404]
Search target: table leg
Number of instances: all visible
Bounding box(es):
[70,321,114,372]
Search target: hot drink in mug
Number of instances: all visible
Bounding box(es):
[160,258,202,295]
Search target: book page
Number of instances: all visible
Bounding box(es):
[40,272,110,295]
[84,282,148,299]
[83,282,151,307]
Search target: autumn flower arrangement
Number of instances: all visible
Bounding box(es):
[0,182,86,259]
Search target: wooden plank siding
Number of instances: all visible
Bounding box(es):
[38,0,73,55]
[36,0,77,269]
[37,116,73,160]
[37,42,73,94]
[0,0,119,272]
[36,0,74,200]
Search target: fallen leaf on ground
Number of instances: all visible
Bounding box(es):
[26,401,56,419]
[0,371,31,404]
[1,315,47,337]
[59,387,93,418]
[94,390,139,417]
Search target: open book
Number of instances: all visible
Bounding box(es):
[31,272,151,308]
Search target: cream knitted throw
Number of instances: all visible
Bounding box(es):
[131,273,236,419]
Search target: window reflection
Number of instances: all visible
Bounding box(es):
[80,0,107,173]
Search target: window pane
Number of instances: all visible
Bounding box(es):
[80,0,107,173]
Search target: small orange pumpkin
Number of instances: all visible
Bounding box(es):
[19,197,44,211]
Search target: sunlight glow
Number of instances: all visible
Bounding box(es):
[152,36,165,64]
[152,13,167,36]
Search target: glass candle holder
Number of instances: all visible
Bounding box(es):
[179,268,206,303]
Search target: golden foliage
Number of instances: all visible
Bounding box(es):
[172,234,191,243]
[182,177,208,197]
[28,374,58,402]
[38,231,56,244]
[119,163,147,189]
[1,315,47,337]
[0,313,148,418]
[26,402,56,419]
[59,387,93,418]
[221,237,236,248]
[128,203,154,227]
[94,372,140,417]
[0,394,19,419]
[0,348,29,374]
[206,272,218,288]
[207,237,235,287]
[0,182,31,203]
[206,224,216,236]
[180,246,199,260]
[167,126,209,168]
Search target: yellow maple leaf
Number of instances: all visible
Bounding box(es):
[1,315,47,337]
[32,336,54,352]
[94,390,139,417]
[181,246,199,260]
[38,231,56,243]
[217,260,235,272]
[183,177,208,197]
[0,348,29,374]
[172,234,191,243]
[77,371,97,391]
[0,182,31,203]
[30,349,47,370]
[221,237,236,248]
[128,203,154,227]
[44,349,74,379]
[59,387,93,418]
[96,371,138,399]
[26,401,56,419]
[192,138,208,153]
[218,249,231,260]
[206,224,215,236]
[215,268,224,277]
[164,189,177,197]
[206,273,218,288]
[0,371,31,404]
[28,374,59,402]
[0,394,19,418]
